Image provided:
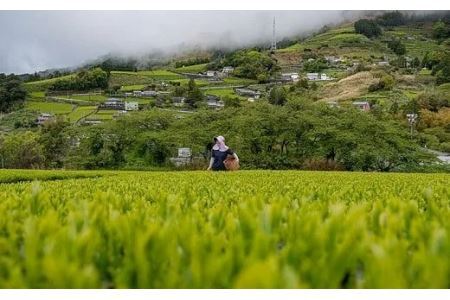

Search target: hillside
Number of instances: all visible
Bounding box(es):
[1,12,449,171]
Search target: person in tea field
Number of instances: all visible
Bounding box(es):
[207,135,239,171]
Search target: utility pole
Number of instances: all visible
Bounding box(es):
[271,17,277,51]
[406,113,418,139]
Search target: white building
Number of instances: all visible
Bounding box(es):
[142,90,157,97]
[281,72,300,82]
[125,101,139,111]
[206,71,218,77]
[324,56,342,64]
[222,66,234,74]
[353,101,371,111]
[124,92,133,97]
[207,99,225,109]
[37,113,54,125]
[307,73,332,81]
[133,90,143,97]
[172,97,186,107]
[327,101,339,108]
[178,148,192,158]
[235,88,261,99]
[306,73,319,80]
[320,73,332,80]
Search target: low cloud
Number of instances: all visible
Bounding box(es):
[0,10,368,74]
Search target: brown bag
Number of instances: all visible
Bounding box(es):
[224,154,240,171]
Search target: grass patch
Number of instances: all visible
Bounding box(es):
[120,85,147,92]
[25,101,74,115]
[175,63,208,73]
[24,75,75,92]
[67,106,97,122]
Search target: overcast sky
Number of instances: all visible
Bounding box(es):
[0,11,365,74]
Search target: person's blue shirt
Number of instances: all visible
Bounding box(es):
[211,149,234,171]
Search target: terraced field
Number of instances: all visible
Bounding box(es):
[25,101,74,115]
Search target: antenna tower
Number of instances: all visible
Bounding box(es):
[271,17,277,51]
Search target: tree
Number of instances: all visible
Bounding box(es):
[226,50,279,82]
[433,53,450,84]
[185,79,204,108]
[0,131,43,168]
[376,11,406,27]
[268,87,287,106]
[354,19,382,38]
[387,39,406,55]
[303,59,327,73]
[416,91,449,112]
[173,86,186,97]
[296,78,309,90]
[49,68,109,91]
[0,74,27,112]
[391,56,407,68]
[39,117,70,168]
[432,20,450,40]
[411,57,421,69]
[223,96,241,108]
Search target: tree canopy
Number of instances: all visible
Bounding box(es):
[0,74,27,113]
[49,68,109,91]
[354,19,382,38]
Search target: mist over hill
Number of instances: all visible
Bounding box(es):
[1,11,371,74]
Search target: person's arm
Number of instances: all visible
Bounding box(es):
[207,157,214,170]
[233,152,239,162]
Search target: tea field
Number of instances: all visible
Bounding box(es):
[0,170,448,288]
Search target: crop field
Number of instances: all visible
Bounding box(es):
[24,75,75,92]
[170,78,211,87]
[204,88,246,100]
[174,63,208,73]
[87,110,117,120]
[109,73,155,87]
[67,106,98,122]
[438,83,450,97]
[0,170,448,288]
[120,85,147,92]
[25,101,74,115]
[60,94,108,102]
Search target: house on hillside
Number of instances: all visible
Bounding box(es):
[320,73,332,80]
[378,61,390,67]
[327,101,339,108]
[325,56,342,65]
[206,70,218,77]
[133,91,143,97]
[172,97,186,107]
[306,73,319,80]
[100,98,125,110]
[281,72,300,82]
[113,110,128,118]
[353,101,370,111]
[142,90,157,97]
[307,73,332,81]
[124,92,133,97]
[170,147,192,167]
[206,95,225,109]
[235,88,261,99]
[178,148,192,158]
[36,113,54,125]
[205,70,226,80]
[222,66,234,74]
[83,119,103,125]
[125,101,139,111]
